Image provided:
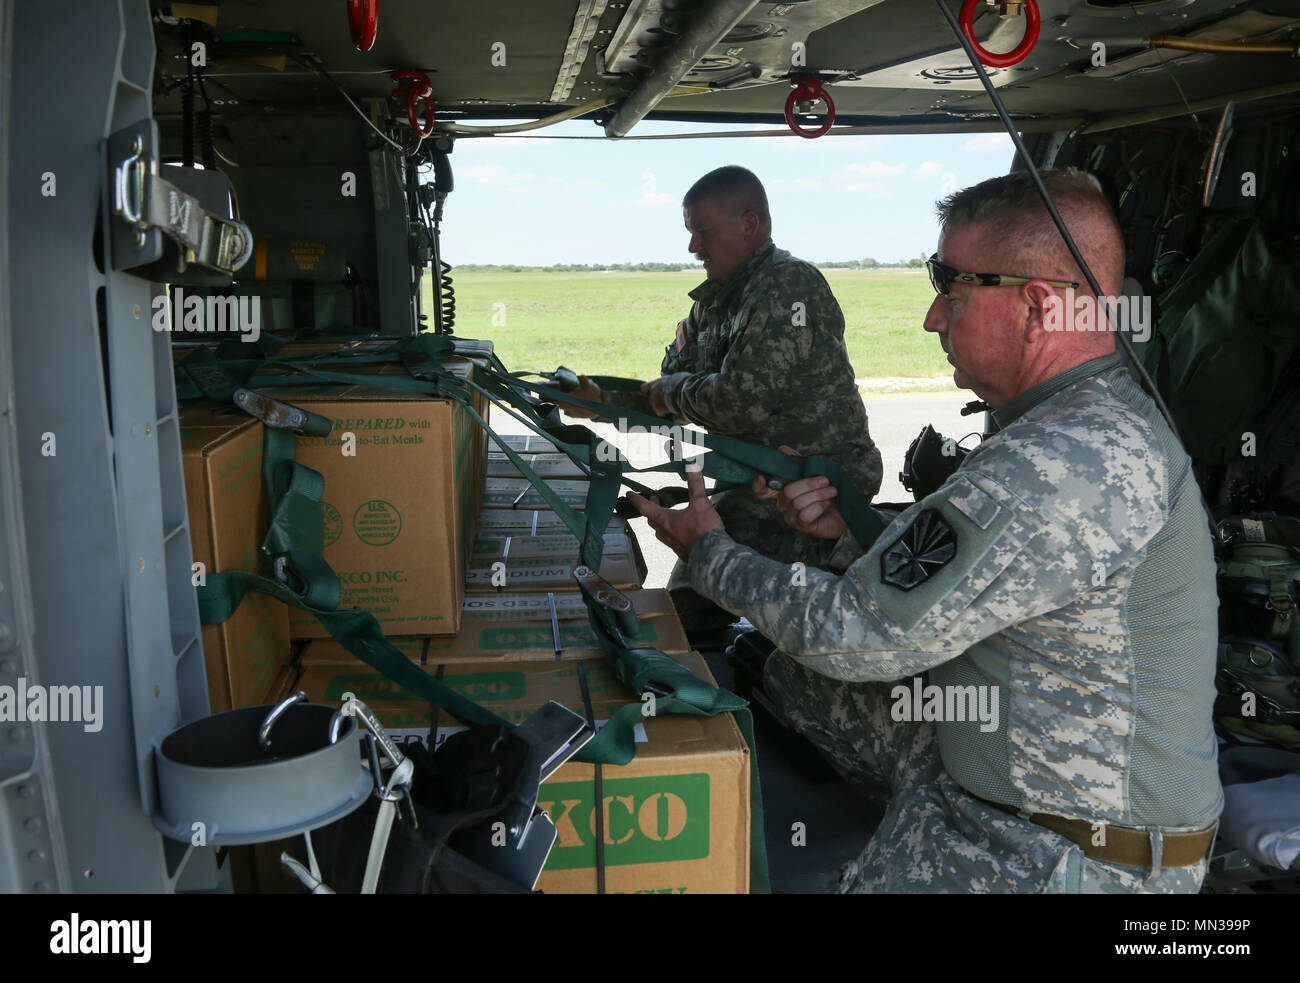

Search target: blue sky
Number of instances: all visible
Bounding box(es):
[439,120,1016,266]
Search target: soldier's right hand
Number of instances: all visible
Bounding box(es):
[753,445,848,541]
[558,374,604,420]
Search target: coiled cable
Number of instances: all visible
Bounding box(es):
[438,260,456,334]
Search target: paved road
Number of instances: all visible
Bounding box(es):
[487,389,978,588]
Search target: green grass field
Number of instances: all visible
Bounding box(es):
[423,268,953,385]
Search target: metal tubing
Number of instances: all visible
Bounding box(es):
[604,0,760,138]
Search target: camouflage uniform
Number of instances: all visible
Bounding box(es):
[607,241,882,626]
[690,354,1224,892]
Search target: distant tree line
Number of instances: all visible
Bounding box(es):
[450,262,704,273]
[822,254,929,269]
[449,255,929,273]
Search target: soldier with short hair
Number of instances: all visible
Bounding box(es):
[630,168,1223,893]
[563,165,882,632]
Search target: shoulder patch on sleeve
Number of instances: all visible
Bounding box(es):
[946,477,1003,530]
[881,509,957,590]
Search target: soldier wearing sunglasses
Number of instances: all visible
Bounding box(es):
[632,168,1222,894]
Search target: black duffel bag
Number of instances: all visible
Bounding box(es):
[309,725,536,894]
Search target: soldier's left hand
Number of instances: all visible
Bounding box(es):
[753,445,847,540]
[641,377,670,416]
[557,374,605,420]
[624,460,722,561]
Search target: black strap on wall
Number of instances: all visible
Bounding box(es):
[575,660,606,895]
[428,662,446,750]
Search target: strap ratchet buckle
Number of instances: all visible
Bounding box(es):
[574,564,639,638]
[573,566,671,697]
[233,389,333,436]
[112,135,254,275]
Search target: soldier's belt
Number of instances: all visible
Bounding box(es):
[978,797,1217,869]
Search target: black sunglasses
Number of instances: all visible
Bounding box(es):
[926,254,1079,295]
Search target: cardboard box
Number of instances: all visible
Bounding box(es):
[301,633,427,665]
[468,525,647,592]
[260,658,303,706]
[491,434,559,454]
[180,406,293,712]
[466,553,642,592]
[487,452,588,480]
[300,589,690,665]
[252,358,488,638]
[461,590,604,622]
[481,478,590,511]
[470,529,632,562]
[295,651,750,894]
[476,510,628,536]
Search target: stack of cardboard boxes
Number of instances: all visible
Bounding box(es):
[178,341,750,894]
[180,403,293,713]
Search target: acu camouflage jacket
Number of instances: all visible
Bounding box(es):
[690,354,1223,829]
[608,240,882,501]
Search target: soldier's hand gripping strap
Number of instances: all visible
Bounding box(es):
[479,367,888,550]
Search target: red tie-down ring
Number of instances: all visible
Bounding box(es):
[348,0,378,52]
[959,0,1040,68]
[391,70,435,137]
[784,76,835,139]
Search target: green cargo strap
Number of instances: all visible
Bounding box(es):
[251,357,621,567]
[196,557,773,891]
[261,426,341,611]
[201,384,742,767]
[172,333,294,401]
[174,346,262,402]
[486,368,887,548]
[199,569,510,729]
[1269,566,1295,638]
[466,366,761,517]
[179,332,878,548]
[577,593,772,893]
[185,346,786,891]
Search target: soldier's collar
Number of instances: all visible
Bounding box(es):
[688,240,776,305]
[990,353,1122,431]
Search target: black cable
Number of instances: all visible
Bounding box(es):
[932,0,1184,447]
[419,192,456,334]
[181,74,195,168]
[574,662,606,895]
[297,53,417,156]
[439,262,456,334]
[196,70,215,172]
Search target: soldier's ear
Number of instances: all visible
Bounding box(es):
[1021,280,1056,344]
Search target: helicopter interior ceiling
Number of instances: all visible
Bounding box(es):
[148,0,1300,139]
